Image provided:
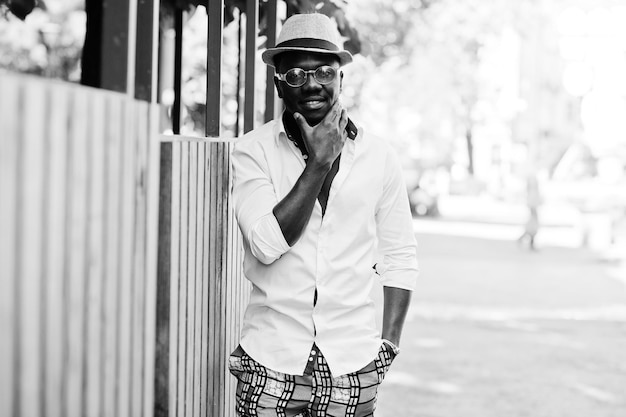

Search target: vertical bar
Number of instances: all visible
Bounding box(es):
[42,81,69,417]
[199,142,210,417]
[0,74,19,417]
[102,95,122,417]
[264,0,278,123]
[65,87,90,417]
[154,140,172,417]
[101,0,130,92]
[84,91,106,417]
[173,10,184,134]
[135,0,160,101]
[169,142,182,417]
[143,103,161,417]
[127,0,138,97]
[235,11,243,137]
[244,0,258,133]
[206,0,224,137]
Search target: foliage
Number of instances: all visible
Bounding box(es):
[345,0,537,176]
[0,0,84,80]
[0,0,40,20]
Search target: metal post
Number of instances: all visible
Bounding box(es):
[243,0,258,134]
[264,0,278,123]
[206,0,224,138]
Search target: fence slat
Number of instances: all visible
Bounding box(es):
[199,142,210,417]
[169,141,182,417]
[185,141,198,417]
[0,73,19,417]
[117,99,136,417]
[131,102,150,417]
[19,80,47,417]
[192,143,204,417]
[43,83,70,417]
[84,89,106,417]
[177,141,190,417]
[102,94,123,417]
[65,87,90,417]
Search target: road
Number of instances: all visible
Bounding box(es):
[376,218,626,417]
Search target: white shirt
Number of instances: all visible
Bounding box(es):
[231,119,419,376]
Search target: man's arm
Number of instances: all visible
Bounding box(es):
[381,287,412,347]
[273,102,348,245]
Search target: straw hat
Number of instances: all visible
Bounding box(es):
[262,13,353,68]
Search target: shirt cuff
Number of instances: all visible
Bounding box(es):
[248,213,291,264]
[378,266,418,291]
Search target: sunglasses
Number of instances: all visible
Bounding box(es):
[275,65,338,88]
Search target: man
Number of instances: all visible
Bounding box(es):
[230,13,418,417]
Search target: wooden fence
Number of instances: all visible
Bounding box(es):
[155,137,246,417]
[0,71,247,417]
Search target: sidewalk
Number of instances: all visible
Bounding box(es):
[375,219,626,417]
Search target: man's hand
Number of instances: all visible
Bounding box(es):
[293,100,348,170]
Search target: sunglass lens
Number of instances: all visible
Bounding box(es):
[285,69,306,87]
[315,66,336,84]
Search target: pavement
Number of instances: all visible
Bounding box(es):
[373,208,626,417]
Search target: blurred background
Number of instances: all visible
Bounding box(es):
[2,0,625,415]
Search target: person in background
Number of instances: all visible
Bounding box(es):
[229,13,419,416]
[518,172,541,251]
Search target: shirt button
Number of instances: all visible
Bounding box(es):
[303,155,308,160]
[311,350,316,355]
[308,356,314,362]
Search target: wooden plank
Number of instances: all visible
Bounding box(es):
[0,73,19,417]
[176,142,190,417]
[244,0,258,133]
[218,143,229,415]
[83,89,106,417]
[185,141,198,417]
[206,143,218,416]
[102,94,123,417]
[65,86,90,417]
[18,79,47,417]
[169,141,182,417]
[116,98,136,417]
[225,143,238,415]
[199,142,210,417]
[192,142,205,417]
[154,139,173,417]
[131,102,149,417]
[143,104,161,417]
[41,83,68,417]
[143,104,163,417]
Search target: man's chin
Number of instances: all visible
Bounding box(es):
[300,109,327,126]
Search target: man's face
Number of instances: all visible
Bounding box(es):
[274,51,343,126]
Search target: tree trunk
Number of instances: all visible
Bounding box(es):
[465,126,474,176]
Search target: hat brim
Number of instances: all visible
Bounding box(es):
[262,47,353,68]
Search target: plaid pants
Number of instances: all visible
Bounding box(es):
[228,343,396,417]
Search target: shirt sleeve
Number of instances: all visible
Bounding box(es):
[231,140,291,265]
[375,147,419,290]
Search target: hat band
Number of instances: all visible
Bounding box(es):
[275,38,340,52]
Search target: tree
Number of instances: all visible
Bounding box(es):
[347,0,534,177]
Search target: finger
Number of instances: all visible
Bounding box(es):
[338,108,348,130]
[293,112,311,131]
[325,100,342,123]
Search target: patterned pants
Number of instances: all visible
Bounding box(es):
[228,343,396,417]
